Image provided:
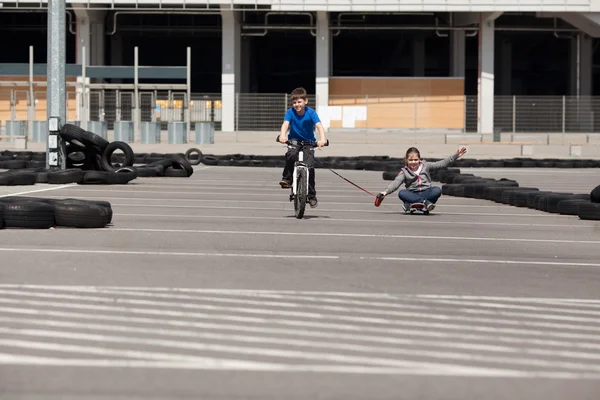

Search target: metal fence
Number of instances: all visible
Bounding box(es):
[3,90,600,139]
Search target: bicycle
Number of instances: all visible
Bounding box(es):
[277,135,329,219]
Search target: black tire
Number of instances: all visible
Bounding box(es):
[147,159,173,169]
[591,185,600,203]
[295,168,307,219]
[36,170,49,183]
[136,166,162,177]
[202,155,219,166]
[101,141,135,172]
[66,144,98,170]
[382,171,398,181]
[60,198,113,224]
[114,167,138,184]
[47,169,85,184]
[0,171,37,186]
[3,160,27,169]
[2,201,55,229]
[168,154,193,177]
[558,199,590,216]
[185,148,203,166]
[53,199,111,228]
[60,124,109,153]
[80,170,118,185]
[578,202,600,220]
[164,167,189,177]
[547,194,588,213]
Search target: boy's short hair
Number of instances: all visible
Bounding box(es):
[291,87,308,101]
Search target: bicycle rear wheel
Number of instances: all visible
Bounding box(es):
[294,168,307,219]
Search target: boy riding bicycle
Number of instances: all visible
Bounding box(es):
[278,87,327,208]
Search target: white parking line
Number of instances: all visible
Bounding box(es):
[103,228,600,245]
[0,184,75,198]
[0,248,598,268]
[113,212,589,228]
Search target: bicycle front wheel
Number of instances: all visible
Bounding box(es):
[294,168,307,219]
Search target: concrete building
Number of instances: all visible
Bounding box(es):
[1,1,600,134]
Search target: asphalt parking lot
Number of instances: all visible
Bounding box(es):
[1,165,599,400]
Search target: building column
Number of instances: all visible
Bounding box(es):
[412,35,425,76]
[240,36,251,93]
[478,13,496,134]
[74,6,106,65]
[450,31,465,77]
[569,33,593,130]
[570,33,593,96]
[499,40,512,95]
[221,9,241,132]
[315,11,330,125]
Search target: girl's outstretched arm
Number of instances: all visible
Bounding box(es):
[427,147,467,171]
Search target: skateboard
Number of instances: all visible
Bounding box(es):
[406,202,431,215]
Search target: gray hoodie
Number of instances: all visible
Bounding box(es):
[384,153,458,194]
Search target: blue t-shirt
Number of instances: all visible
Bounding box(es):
[284,106,321,141]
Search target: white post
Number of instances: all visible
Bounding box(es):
[134,47,139,142]
[478,13,496,134]
[221,9,241,132]
[315,11,330,127]
[28,46,35,140]
[186,46,191,142]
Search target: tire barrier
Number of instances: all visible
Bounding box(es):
[0,196,112,229]
[171,153,600,170]
[0,125,197,186]
[437,171,600,221]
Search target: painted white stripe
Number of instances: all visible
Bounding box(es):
[74,286,600,319]
[3,353,596,378]
[4,314,600,366]
[0,338,278,368]
[397,298,600,315]
[113,213,589,229]
[0,184,74,198]
[3,285,597,304]
[413,294,600,302]
[3,305,599,353]
[1,327,522,373]
[0,289,598,331]
[0,296,598,342]
[97,228,600,245]
[368,256,600,269]
[0,248,337,260]
[2,248,599,269]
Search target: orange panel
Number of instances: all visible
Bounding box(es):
[329,120,343,129]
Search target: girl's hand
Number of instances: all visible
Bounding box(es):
[456,147,467,158]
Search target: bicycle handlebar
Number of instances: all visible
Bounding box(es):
[276,135,330,147]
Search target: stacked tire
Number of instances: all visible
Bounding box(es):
[0,196,112,229]
[436,170,600,221]
[61,124,195,180]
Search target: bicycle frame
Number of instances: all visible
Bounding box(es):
[276,135,329,219]
[291,146,312,197]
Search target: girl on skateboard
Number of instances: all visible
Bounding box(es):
[377,146,467,212]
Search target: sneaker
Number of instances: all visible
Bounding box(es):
[279,179,291,189]
[401,202,410,212]
[424,200,436,211]
[308,197,318,208]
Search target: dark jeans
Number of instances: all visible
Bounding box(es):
[398,187,442,204]
[282,146,316,198]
